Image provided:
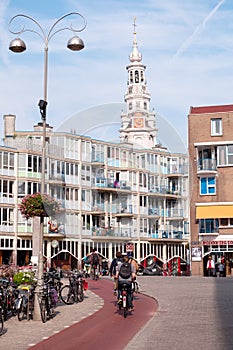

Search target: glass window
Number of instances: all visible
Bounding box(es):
[199,219,219,233]
[200,177,216,195]
[211,118,222,136]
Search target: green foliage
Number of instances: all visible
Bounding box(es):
[13,271,36,286]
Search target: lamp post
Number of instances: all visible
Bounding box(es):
[9,12,86,321]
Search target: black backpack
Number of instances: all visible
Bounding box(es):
[119,262,131,279]
[92,253,99,265]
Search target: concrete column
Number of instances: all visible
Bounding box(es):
[47,240,51,269]
[32,216,41,265]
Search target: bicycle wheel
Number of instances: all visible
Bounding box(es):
[77,283,84,302]
[123,306,127,318]
[60,285,75,305]
[40,299,46,323]
[18,299,26,321]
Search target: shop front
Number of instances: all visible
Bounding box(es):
[202,237,233,277]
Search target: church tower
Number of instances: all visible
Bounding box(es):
[120,19,157,149]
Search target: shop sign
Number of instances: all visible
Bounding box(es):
[203,240,233,246]
[126,242,134,252]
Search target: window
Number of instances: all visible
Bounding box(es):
[218,145,233,165]
[199,219,219,233]
[200,177,216,195]
[220,218,233,227]
[211,118,222,136]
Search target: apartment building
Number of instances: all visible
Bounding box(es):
[0,26,189,273]
[188,105,233,276]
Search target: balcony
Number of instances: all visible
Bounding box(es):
[148,186,181,196]
[111,204,133,215]
[91,151,104,163]
[157,230,187,239]
[92,177,131,190]
[82,227,132,238]
[148,208,160,215]
[198,158,217,172]
[161,209,184,218]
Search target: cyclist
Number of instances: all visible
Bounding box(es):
[90,248,100,278]
[109,251,123,295]
[83,254,91,277]
[116,253,136,312]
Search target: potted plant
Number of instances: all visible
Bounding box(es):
[18,193,60,219]
[13,270,36,286]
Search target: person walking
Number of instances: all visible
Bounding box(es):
[206,256,215,276]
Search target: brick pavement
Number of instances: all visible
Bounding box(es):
[0,288,104,350]
[2,276,233,350]
[124,276,233,350]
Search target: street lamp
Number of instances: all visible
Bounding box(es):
[9,12,86,321]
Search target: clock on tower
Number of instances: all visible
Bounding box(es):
[134,117,144,128]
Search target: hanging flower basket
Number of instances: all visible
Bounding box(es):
[18,193,60,219]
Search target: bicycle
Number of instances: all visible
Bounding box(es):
[118,283,129,318]
[16,284,35,321]
[60,272,84,305]
[0,298,4,335]
[38,280,58,323]
[91,264,99,280]
[117,282,134,318]
[43,272,63,302]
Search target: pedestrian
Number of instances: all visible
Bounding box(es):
[206,256,215,276]
[218,262,225,277]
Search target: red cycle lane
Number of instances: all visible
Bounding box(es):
[30,278,158,350]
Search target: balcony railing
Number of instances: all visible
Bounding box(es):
[148,208,160,215]
[198,158,217,171]
[82,227,132,237]
[161,209,184,218]
[111,204,133,214]
[167,164,188,175]
[148,186,181,195]
[149,230,189,239]
[92,177,131,190]
[91,151,104,163]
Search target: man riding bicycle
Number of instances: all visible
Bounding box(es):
[116,253,136,312]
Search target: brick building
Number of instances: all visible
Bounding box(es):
[188,104,233,276]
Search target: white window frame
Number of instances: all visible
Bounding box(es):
[211,118,222,136]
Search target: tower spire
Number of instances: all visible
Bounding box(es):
[129,17,142,63]
[120,19,157,149]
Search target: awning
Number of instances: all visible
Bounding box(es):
[203,235,233,245]
[196,204,233,219]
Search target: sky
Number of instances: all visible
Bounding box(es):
[0,0,233,150]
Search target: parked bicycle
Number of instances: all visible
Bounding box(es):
[0,291,5,335]
[38,277,58,323]
[16,283,36,321]
[43,271,63,302]
[0,277,18,320]
[60,271,84,305]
